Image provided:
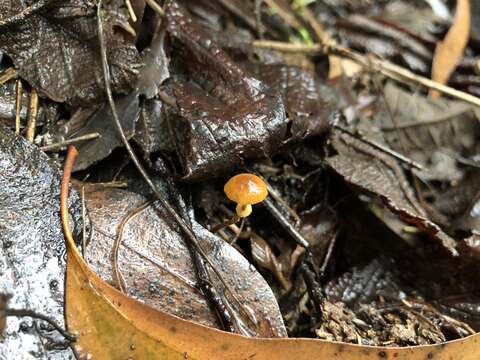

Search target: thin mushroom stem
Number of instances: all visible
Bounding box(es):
[236,203,252,218]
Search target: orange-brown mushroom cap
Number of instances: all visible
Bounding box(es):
[224,173,268,206]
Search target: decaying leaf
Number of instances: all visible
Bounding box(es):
[371,82,480,182]
[430,0,470,97]
[326,129,458,254]
[0,0,142,105]
[83,186,287,336]
[247,63,338,142]
[71,93,140,171]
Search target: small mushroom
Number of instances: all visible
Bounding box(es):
[224,173,268,218]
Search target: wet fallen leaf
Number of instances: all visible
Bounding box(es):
[71,93,140,171]
[163,1,287,180]
[326,129,458,254]
[0,124,81,359]
[83,186,286,335]
[133,98,172,155]
[371,82,480,183]
[430,0,470,97]
[0,0,142,105]
[247,63,337,142]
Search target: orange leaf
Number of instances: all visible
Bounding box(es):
[431,0,470,97]
[60,147,480,359]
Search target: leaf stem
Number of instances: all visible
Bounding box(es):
[60,146,78,251]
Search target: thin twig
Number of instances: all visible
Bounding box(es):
[254,0,264,39]
[81,186,87,260]
[333,125,424,170]
[265,179,301,224]
[145,0,164,16]
[26,88,38,142]
[15,79,22,135]
[252,40,480,108]
[81,181,128,189]
[40,132,100,152]
[6,308,76,342]
[0,67,17,84]
[319,231,337,278]
[112,201,151,293]
[263,198,310,249]
[125,0,137,22]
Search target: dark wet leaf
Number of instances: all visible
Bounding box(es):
[0,124,81,359]
[0,0,142,106]
[326,129,458,254]
[163,1,287,180]
[83,186,287,337]
[247,64,338,142]
[71,93,140,171]
[133,98,172,155]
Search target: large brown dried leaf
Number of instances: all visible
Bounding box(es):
[66,238,480,360]
[430,0,470,97]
